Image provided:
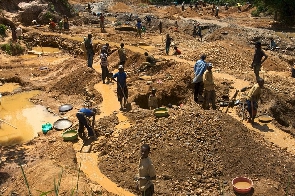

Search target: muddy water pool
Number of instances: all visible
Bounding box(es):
[0,83,21,93]
[32,47,60,54]
[0,91,59,146]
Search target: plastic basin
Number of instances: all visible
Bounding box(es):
[154,107,169,117]
[232,177,253,194]
[42,123,53,134]
[62,129,78,141]
[258,115,272,123]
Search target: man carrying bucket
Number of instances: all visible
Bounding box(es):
[246,78,264,124]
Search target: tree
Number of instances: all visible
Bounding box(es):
[256,0,295,25]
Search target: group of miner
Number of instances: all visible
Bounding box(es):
[9,3,289,196]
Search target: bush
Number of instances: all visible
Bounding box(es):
[0,24,7,37]
[1,42,25,55]
[251,9,260,17]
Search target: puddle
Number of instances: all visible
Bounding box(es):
[214,72,250,90]
[75,152,135,196]
[275,32,295,39]
[94,82,120,118]
[0,91,59,146]
[0,83,21,93]
[31,47,60,54]
[139,45,155,51]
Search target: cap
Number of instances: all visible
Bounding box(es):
[207,63,213,67]
[118,65,124,69]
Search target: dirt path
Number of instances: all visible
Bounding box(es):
[73,61,134,196]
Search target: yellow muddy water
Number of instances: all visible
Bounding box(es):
[74,63,134,196]
[75,152,134,196]
[0,91,59,146]
[94,82,120,118]
[234,182,251,189]
[0,83,20,93]
[32,47,60,53]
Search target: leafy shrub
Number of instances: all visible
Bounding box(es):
[251,9,260,17]
[1,42,25,55]
[0,24,7,37]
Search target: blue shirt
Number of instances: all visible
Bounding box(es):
[193,59,207,83]
[136,22,142,29]
[112,72,127,88]
[79,108,94,117]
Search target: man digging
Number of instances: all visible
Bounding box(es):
[76,108,96,138]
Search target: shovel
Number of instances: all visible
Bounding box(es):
[113,79,131,111]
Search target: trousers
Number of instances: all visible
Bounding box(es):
[76,113,94,136]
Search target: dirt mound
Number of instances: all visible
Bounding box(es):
[0,132,107,195]
[109,2,132,13]
[164,5,182,17]
[99,104,294,195]
[50,65,101,99]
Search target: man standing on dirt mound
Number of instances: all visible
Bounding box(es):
[138,144,156,196]
[251,41,268,81]
[112,65,128,110]
[246,78,264,124]
[193,54,207,103]
[84,34,94,68]
[118,43,127,66]
[203,63,216,110]
[99,13,105,31]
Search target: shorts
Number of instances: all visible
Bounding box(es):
[117,86,128,101]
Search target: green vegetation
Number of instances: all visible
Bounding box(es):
[0,24,7,37]
[45,11,53,21]
[48,3,55,12]
[1,42,25,55]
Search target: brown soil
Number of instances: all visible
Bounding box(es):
[1,0,295,195]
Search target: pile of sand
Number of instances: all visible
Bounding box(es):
[110,2,132,12]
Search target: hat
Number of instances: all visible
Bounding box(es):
[118,65,124,69]
[207,63,213,67]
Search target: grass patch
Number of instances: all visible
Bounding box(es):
[1,42,25,55]
[0,24,7,37]
[19,163,99,195]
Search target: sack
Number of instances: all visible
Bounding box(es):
[81,42,86,52]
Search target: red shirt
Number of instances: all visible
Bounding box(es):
[175,49,181,55]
